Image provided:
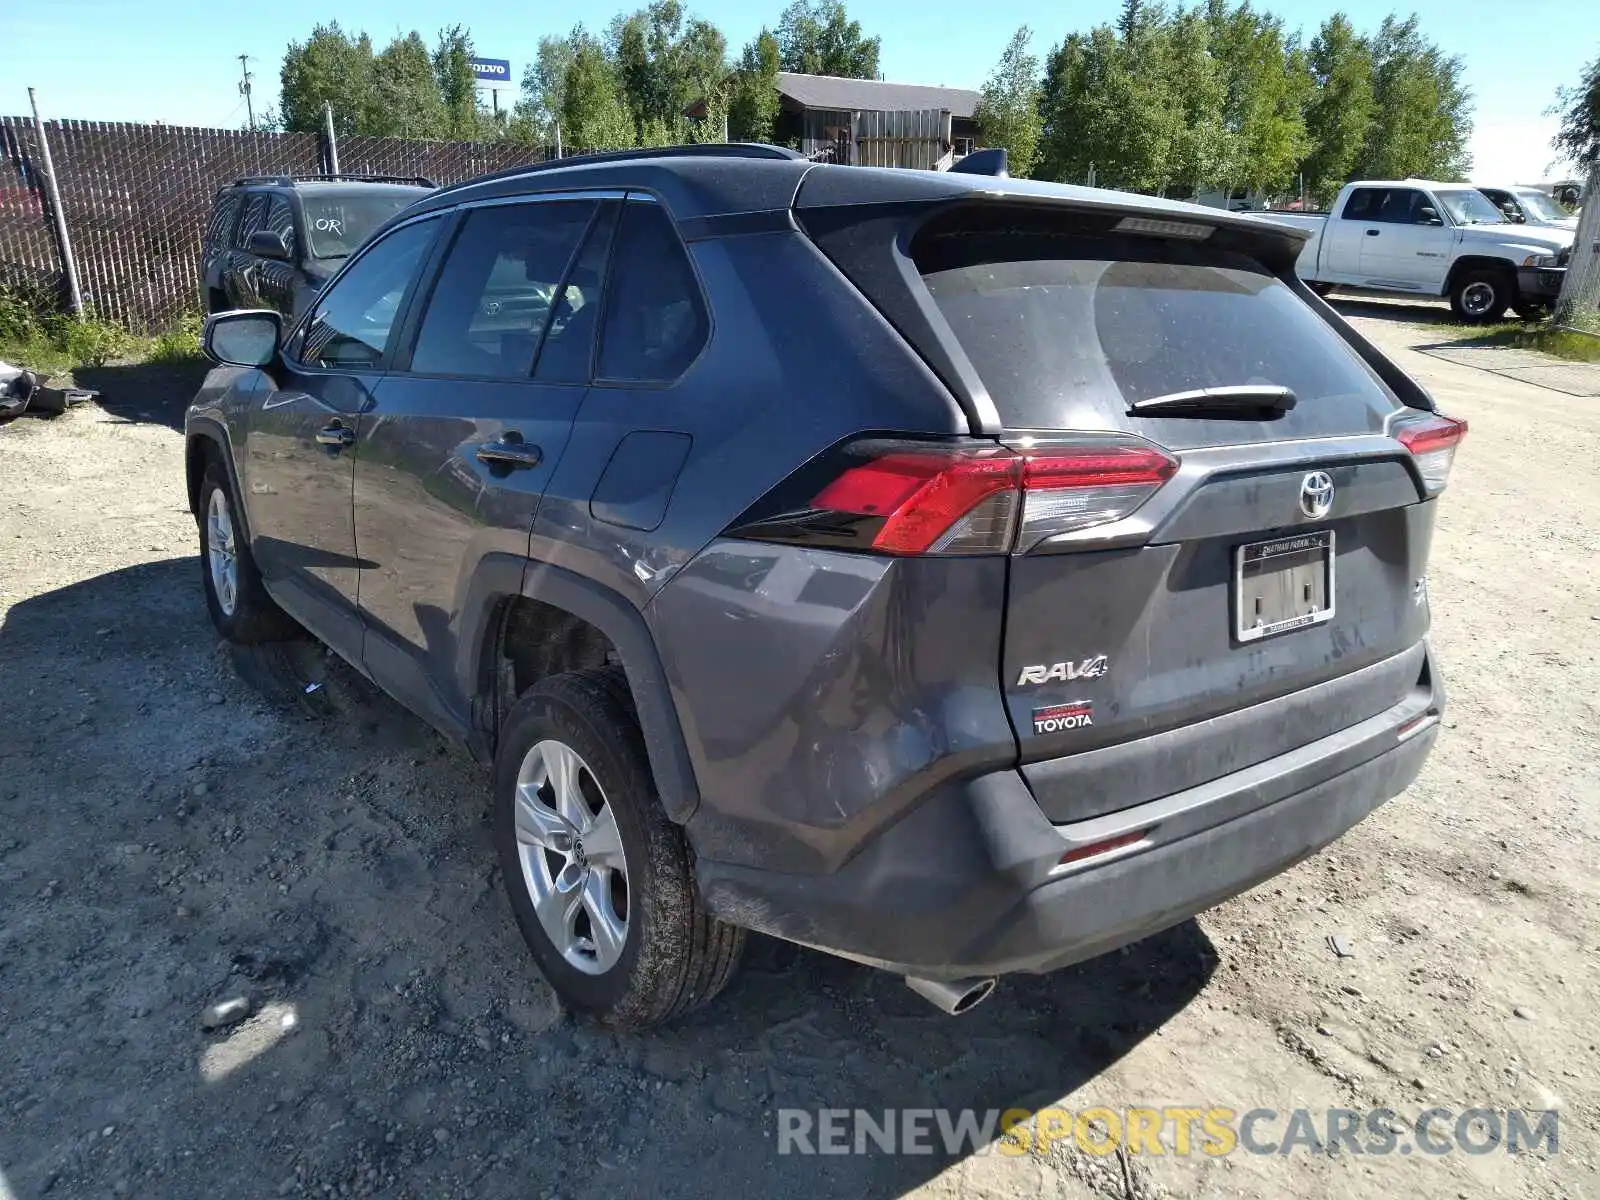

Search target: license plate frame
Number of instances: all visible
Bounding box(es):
[1234,529,1335,643]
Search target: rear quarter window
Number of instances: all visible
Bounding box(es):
[917,229,1398,441]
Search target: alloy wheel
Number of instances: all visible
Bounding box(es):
[513,739,630,975]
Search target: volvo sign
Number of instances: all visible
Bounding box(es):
[469,58,512,83]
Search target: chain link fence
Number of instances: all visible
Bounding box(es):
[1556,164,1600,329]
[0,117,552,332]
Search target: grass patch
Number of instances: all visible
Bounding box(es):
[1449,317,1600,364]
[0,288,203,376]
[146,313,205,364]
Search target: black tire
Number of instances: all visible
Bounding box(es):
[494,669,744,1029]
[1308,281,1336,298]
[1449,269,1511,323]
[197,459,296,643]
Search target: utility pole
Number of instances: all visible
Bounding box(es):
[323,102,341,176]
[237,54,254,131]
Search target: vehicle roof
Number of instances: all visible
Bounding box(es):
[227,180,432,196]
[408,149,1307,251]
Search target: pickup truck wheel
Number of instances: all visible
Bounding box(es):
[1308,282,1335,298]
[1450,270,1511,322]
[197,462,296,642]
[494,668,745,1030]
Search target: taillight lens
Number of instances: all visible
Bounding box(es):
[1394,413,1468,495]
[726,438,1178,556]
[811,448,1021,554]
[1016,445,1178,551]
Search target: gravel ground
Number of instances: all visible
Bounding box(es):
[0,304,1596,1200]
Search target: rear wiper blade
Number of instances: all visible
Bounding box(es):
[1128,385,1297,417]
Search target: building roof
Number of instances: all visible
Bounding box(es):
[775,72,981,119]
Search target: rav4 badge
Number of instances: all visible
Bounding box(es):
[1017,656,1109,687]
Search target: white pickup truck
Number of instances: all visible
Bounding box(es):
[1264,179,1574,321]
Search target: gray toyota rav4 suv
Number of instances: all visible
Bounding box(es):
[186,144,1463,1028]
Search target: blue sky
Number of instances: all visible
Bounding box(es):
[2,0,1591,181]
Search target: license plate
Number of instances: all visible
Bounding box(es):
[1235,530,1335,643]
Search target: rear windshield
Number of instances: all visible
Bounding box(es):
[919,232,1394,432]
[301,191,425,259]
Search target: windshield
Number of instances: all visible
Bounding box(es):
[301,192,426,259]
[1515,188,1572,222]
[1435,189,1505,225]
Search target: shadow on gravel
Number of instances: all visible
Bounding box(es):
[1329,296,1463,327]
[0,557,1216,1200]
[74,358,209,430]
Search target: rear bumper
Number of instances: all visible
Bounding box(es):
[697,646,1441,979]
[1517,265,1565,302]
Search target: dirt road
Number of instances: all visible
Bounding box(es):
[1,307,1595,1200]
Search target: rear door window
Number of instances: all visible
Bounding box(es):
[1340,188,1382,221]
[207,193,241,246]
[917,228,1398,443]
[597,200,708,383]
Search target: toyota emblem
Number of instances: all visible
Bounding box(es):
[1299,471,1335,520]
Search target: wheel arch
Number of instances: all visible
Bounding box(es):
[1445,255,1518,295]
[185,419,254,544]
[458,554,701,824]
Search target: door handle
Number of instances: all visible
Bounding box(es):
[475,438,543,469]
[1365,229,1380,236]
[315,422,355,448]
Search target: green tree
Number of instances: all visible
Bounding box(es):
[433,24,486,140]
[1209,2,1310,193]
[974,26,1043,178]
[510,30,582,145]
[728,29,782,142]
[1552,48,1600,169]
[608,1,728,144]
[369,33,446,139]
[1037,25,1179,192]
[776,0,880,78]
[560,36,636,151]
[1161,9,1230,195]
[1302,14,1375,203]
[279,22,376,135]
[1357,15,1471,180]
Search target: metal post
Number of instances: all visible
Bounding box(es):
[554,122,562,159]
[1555,163,1600,328]
[27,88,83,318]
[323,102,340,176]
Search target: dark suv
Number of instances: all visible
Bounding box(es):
[200,174,434,318]
[186,145,1462,1028]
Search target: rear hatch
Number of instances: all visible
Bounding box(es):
[803,193,1458,824]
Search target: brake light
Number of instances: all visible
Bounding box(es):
[811,449,1020,554]
[728,438,1178,556]
[1395,413,1468,495]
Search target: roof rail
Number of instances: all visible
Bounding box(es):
[436,143,804,193]
[227,173,437,189]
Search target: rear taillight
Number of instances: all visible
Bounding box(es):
[726,438,1177,556]
[1016,444,1177,552]
[1394,413,1468,495]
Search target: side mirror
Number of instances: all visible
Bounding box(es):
[1417,206,1443,226]
[247,229,292,260]
[204,310,282,367]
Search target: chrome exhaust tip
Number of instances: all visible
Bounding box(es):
[905,974,997,1015]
